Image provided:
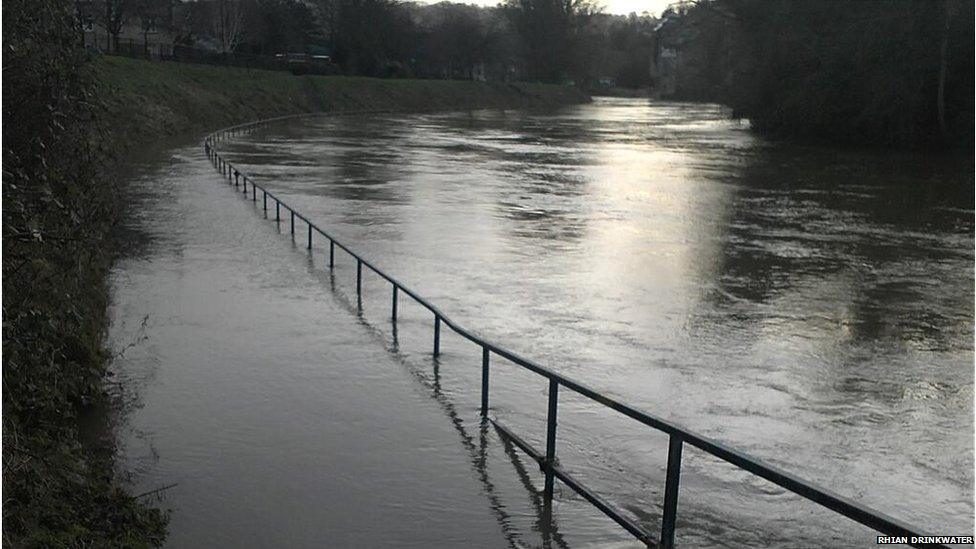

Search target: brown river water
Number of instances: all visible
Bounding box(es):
[109,97,974,547]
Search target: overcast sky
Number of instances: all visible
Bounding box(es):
[420,0,676,17]
[597,0,674,16]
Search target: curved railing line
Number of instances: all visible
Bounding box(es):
[203,111,949,549]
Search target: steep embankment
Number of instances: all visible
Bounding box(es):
[95,56,589,147]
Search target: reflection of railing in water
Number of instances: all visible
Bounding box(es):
[204,113,950,549]
[319,263,564,549]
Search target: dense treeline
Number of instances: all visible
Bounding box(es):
[94,0,974,147]
[656,0,974,148]
[112,0,658,87]
[3,0,168,545]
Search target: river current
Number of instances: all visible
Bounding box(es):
[110,97,974,547]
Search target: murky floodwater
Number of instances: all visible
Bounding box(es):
[112,98,973,548]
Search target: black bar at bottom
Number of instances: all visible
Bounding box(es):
[356,259,362,298]
[660,436,683,549]
[544,379,559,499]
[392,286,398,322]
[481,347,490,417]
[433,316,441,356]
[490,419,544,463]
[553,466,653,546]
[491,419,652,546]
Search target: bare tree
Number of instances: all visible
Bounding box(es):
[503,0,600,83]
[312,0,340,50]
[213,0,247,53]
[134,0,172,56]
[98,0,134,51]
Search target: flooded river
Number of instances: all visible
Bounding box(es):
[111,98,973,547]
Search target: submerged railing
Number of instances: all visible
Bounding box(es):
[203,113,951,549]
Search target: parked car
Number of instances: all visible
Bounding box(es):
[275,53,337,76]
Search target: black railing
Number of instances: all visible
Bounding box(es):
[204,113,952,549]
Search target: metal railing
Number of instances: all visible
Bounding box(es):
[203,113,952,549]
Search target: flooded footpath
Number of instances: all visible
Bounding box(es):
[108,145,574,548]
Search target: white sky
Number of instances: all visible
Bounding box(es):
[418,0,676,17]
[595,0,674,16]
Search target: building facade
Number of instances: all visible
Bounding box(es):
[76,0,176,57]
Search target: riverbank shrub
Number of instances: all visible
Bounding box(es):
[658,0,974,149]
[730,0,974,149]
[2,0,167,546]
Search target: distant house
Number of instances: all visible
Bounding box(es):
[652,46,679,96]
[650,10,683,97]
[76,0,176,57]
[649,2,735,101]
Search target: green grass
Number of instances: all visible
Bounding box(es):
[93,56,589,146]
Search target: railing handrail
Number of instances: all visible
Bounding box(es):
[202,111,951,549]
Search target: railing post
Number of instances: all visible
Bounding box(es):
[252,185,256,202]
[290,211,294,234]
[307,223,312,250]
[356,259,362,298]
[329,240,335,269]
[234,171,239,187]
[660,435,683,549]
[391,285,398,322]
[433,316,441,356]
[263,191,267,211]
[544,378,559,500]
[275,200,280,222]
[481,347,490,417]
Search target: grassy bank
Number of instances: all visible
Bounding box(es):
[95,56,588,147]
[4,2,169,547]
[4,47,587,548]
